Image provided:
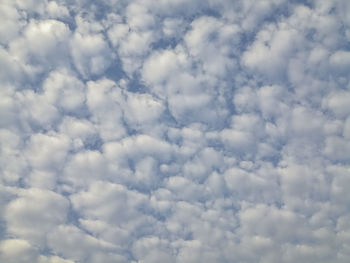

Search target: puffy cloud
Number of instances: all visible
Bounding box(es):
[70,180,150,225]
[0,239,39,263]
[70,31,112,77]
[47,224,127,263]
[86,78,126,141]
[242,23,303,81]
[142,47,229,125]
[0,1,26,44]
[5,188,69,246]
[42,69,86,113]
[62,150,107,189]
[24,132,70,170]
[123,91,165,129]
[1,0,350,262]
[9,19,71,70]
[324,91,350,119]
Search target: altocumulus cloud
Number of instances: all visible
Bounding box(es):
[1,0,350,262]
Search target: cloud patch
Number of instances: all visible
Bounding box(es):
[1,0,350,262]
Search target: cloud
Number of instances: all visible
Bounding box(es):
[42,69,86,113]
[1,0,350,262]
[5,188,69,246]
[70,31,112,77]
[0,239,39,263]
[9,19,71,72]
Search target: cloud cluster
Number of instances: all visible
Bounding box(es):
[1,0,350,262]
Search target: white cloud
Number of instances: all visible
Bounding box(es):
[1,0,350,262]
[242,23,302,81]
[25,132,70,170]
[86,78,126,141]
[42,69,86,113]
[0,239,39,263]
[124,91,165,128]
[324,91,350,118]
[70,31,112,77]
[63,150,107,189]
[0,2,26,44]
[47,224,127,263]
[46,1,69,19]
[9,19,71,69]
[5,188,69,246]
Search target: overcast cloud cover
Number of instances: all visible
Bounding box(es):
[1,0,350,262]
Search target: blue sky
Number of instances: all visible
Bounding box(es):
[1,0,350,262]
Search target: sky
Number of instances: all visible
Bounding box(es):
[1,0,350,262]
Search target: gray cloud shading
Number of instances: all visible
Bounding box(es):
[1,0,350,262]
